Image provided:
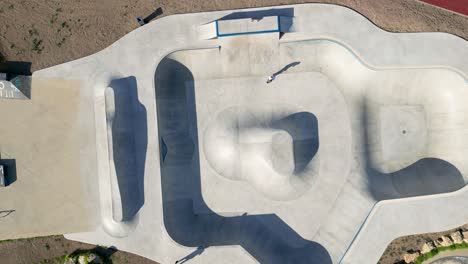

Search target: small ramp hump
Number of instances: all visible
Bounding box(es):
[199,16,295,40]
[199,22,218,40]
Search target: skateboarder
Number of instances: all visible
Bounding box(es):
[266,74,276,84]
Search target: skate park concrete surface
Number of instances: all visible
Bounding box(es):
[0,78,98,239]
[1,3,467,264]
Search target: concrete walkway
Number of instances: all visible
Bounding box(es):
[425,249,468,264]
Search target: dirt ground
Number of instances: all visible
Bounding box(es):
[0,0,466,71]
[378,224,468,264]
[0,0,467,264]
[0,235,157,264]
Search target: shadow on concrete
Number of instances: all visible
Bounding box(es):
[0,210,15,218]
[9,75,32,99]
[271,112,319,174]
[0,159,16,185]
[368,158,465,200]
[155,58,331,264]
[143,7,163,24]
[107,77,147,221]
[219,7,294,21]
[272,61,301,76]
[361,102,466,200]
[175,246,206,264]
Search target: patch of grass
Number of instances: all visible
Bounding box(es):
[56,37,66,47]
[28,27,39,36]
[414,242,468,264]
[50,13,58,24]
[31,38,44,53]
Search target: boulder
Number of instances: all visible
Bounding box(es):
[451,231,464,244]
[87,253,103,264]
[404,251,421,263]
[421,241,436,254]
[78,256,86,264]
[436,236,454,247]
[462,230,468,243]
[64,258,76,264]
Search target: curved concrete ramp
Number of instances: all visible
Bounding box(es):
[203,106,319,200]
[95,73,148,237]
[368,158,465,200]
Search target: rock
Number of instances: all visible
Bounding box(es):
[462,230,468,243]
[78,256,86,264]
[421,241,436,254]
[436,236,454,247]
[64,258,76,264]
[87,253,103,264]
[404,251,421,263]
[451,231,464,244]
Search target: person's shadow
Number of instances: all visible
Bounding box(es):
[175,246,206,264]
[272,61,301,76]
[0,210,15,218]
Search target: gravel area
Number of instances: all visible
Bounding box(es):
[0,235,157,264]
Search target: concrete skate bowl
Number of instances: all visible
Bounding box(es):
[358,54,468,201]
[94,73,148,237]
[203,106,319,201]
[277,39,468,201]
[155,57,331,263]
